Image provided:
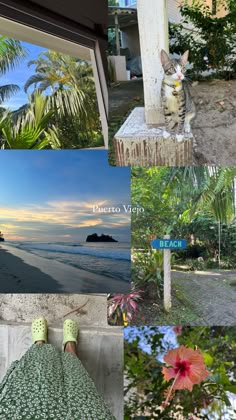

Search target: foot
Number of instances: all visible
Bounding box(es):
[63,319,79,351]
[184,124,191,134]
[176,134,184,142]
[163,130,171,139]
[32,317,48,344]
[65,341,77,357]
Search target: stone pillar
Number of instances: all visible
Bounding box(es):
[114,13,121,56]
[137,0,169,125]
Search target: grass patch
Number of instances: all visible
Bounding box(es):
[129,290,201,326]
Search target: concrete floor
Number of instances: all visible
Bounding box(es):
[0,294,123,420]
[0,294,108,327]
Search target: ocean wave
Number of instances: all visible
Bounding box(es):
[18,242,130,261]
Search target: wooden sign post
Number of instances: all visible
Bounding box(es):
[151,236,187,312]
[163,234,171,312]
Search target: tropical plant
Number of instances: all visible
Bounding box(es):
[24,51,101,147]
[0,36,26,104]
[108,290,143,326]
[132,250,165,299]
[0,91,61,149]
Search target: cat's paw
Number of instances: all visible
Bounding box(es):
[163,130,171,139]
[184,124,191,134]
[176,134,184,142]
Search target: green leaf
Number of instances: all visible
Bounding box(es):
[203,352,213,366]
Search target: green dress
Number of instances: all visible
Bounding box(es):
[0,344,116,420]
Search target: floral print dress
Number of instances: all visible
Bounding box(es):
[0,344,115,420]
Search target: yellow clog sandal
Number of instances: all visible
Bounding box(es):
[31,317,48,343]
[63,319,78,350]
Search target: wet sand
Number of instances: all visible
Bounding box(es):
[0,245,129,293]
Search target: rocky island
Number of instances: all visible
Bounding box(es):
[86,233,118,243]
[0,231,4,242]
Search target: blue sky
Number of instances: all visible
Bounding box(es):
[1,41,45,110]
[124,326,177,360]
[0,151,131,242]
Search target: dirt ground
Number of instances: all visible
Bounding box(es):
[191,79,236,165]
[109,78,236,166]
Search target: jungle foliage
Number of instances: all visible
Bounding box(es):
[132,167,236,277]
[0,37,103,149]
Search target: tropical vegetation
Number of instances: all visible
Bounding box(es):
[0,36,102,149]
[132,166,236,298]
[125,326,236,419]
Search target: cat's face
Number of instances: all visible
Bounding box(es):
[160,50,189,81]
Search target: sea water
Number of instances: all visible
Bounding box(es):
[7,241,131,283]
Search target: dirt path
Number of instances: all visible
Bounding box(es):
[172,269,236,326]
[191,79,236,165]
[109,79,144,118]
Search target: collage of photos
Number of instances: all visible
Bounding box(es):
[0,0,236,419]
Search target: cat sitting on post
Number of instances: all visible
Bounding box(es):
[160,49,196,142]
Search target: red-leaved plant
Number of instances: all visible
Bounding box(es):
[108,290,143,326]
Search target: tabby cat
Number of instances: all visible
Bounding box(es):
[160,49,196,142]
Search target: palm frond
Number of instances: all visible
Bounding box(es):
[0,84,19,103]
[0,36,27,75]
[24,74,45,92]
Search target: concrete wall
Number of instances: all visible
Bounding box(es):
[120,0,228,23]
[168,0,182,23]
[121,25,140,57]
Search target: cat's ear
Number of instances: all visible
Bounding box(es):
[160,49,170,66]
[180,50,189,66]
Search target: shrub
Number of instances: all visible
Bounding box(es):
[169,0,236,78]
[132,250,164,299]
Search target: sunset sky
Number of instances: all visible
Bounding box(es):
[0,151,131,242]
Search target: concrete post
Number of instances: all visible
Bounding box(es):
[163,234,171,312]
[114,14,121,56]
[137,0,169,125]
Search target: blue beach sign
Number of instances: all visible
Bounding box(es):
[151,238,187,249]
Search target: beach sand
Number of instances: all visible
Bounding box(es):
[0,245,129,293]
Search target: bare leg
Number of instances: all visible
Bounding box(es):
[65,341,78,358]
[35,340,45,344]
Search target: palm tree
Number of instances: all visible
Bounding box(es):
[24,51,98,124]
[0,35,26,104]
[0,91,61,149]
[166,166,236,265]
[165,166,236,224]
